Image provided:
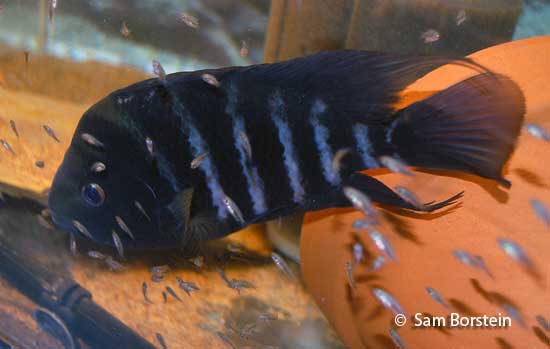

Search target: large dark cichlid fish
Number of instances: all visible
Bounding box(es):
[48,51,525,250]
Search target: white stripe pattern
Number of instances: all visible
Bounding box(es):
[171,91,228,219]
[226,85,268,215]
[353,123,379,169]
[309,99,341,186]
[269,92,305,203]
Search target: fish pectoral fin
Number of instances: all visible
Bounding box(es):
[159,188,194,242]
[344,173,462,212]
[185,212,228,241]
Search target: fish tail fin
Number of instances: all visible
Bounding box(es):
[388,74,525,187]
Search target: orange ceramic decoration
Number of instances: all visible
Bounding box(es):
[300,36,550,349]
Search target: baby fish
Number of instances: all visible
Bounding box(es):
[145,137,154,155]
[352,242,364,264]
[530,198,550,228]
[152,60,166,81]
[1,139,15,155]
[502,303,526,328]
[90,162,106,173]
[389,327,406,349]
[456,9,467,26]
[352,218,379,230]
[180,12,199,29]
[152,273,165,283]
[151,265,170,274]
[226,243,244,253]
[87,250,106,260]
[239,322,256,339]
[536,315,550,332]
[216,331,235,349]
[426,287,450,308]
[201,73,220,87]
[331,148,351,173]
[105,256,125,271]
[345,261,356,289]
[369,255,386,272]
[421,29,440,43]
[115,215,135,240]
[43,125,60,142]
[69,233,78,256]
[72,220,93,239]
[343,186,378,218]
[525,123,549,141]
[218,268,255,294]
[111,230,125,260]
[239,130,252,160]
[81,133,104,148]
[228,279,255,294]
[156,332,168,349]
[222,195,245,225]
[190,152,209,169]
[134,201,151,221]
[497,238,534,269]
[472,255,494,278]
[240,40,249,58]
[9,120,19,138]
[41,208,52,219]
[142,282,154,304]
[369,231,396,261]
[373,288,406,316]
[189,256,204,269]
[48,0,57,23]
[165,286,182,302]
[453,249,477,267]
[176,277,200,296]
[258,313,278,322]
[271,252,295,279]
[379,155,414,176]
[35,161,45,169]
[37,215,54,230]
[162,291,167,303]
[394,186,426,210]
[120,21,131,37]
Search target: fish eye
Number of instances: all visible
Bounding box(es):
[81,183,105,207]
[90,161,106,173]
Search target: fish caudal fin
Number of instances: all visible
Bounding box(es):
[388,74,525,187]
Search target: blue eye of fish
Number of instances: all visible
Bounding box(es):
[81,183,105,207]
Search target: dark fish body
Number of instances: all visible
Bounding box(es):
[48,50,525,249]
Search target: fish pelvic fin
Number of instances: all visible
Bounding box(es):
[388,74,525,187]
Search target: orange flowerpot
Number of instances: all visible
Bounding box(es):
[300,36,550,349]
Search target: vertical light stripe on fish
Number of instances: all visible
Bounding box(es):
[309,99,341,186]
[269,92,305,203]
[170,88,228,219]
[225,85,267,215]
[155,151,181,192]
[353,124,379,168]
[386,118,399,144]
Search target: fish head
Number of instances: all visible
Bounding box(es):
[48,96,185,249]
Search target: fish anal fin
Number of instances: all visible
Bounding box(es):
[345,173,462,213]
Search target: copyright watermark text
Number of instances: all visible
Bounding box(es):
[394,313,512,329]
